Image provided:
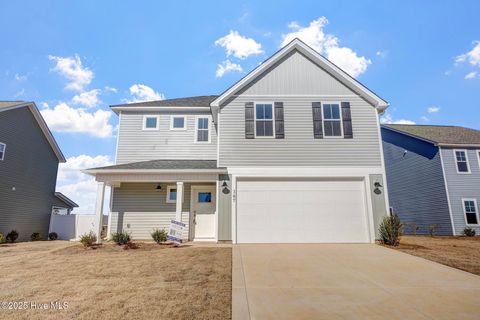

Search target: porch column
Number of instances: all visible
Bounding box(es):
[94,181,106,244]
[175,182,184,221]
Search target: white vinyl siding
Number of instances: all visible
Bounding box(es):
[116,112,217,164]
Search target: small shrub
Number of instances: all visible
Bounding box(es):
[6,230,19,243]
[48,232,58,240]
[0,233,4,244]
[405,222,420,235]
[379,214,403,246]
[427,224,439,237]
[80,231,97,248]
[151,229,168,244]
[111,231,131,245]
[463,227,476,237]
[30,232,41,241]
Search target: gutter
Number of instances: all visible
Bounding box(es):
[82,168,228,176]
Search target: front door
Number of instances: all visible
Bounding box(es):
[191,186,216,241]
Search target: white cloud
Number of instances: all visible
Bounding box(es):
[40,102,114,138]
[14,73,28,81]
[421,116,430,122]
[57,155,112,214]
[380,112,416,125]
[72,89,101,108]
[216,60,243,77]
[48,54,94,91]
[14,88,25,97]
[40,102,49,109]
[215,30,263,60]
[376,50,387,58]
[126,84,165,103]
[465,71,477,80]
[104,86,117,93]
[427,106,440,113]
[281,17,371,77]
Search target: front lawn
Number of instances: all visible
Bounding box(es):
[390,235,480,276]
[0,241,231,319]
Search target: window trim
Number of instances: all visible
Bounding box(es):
[453,149,471,174]
[477,150,480,171]
[322,102,344,138]
[166,185,178,203]
[194,116,211,143]
[254,102,275,138]
[462,198,479,226]
[170,116,187,130]
[142,115,159,130]
[0,142,5,160]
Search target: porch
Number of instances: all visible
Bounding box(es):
[82,159,230,243]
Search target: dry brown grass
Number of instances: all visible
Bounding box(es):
[0,241,231,320]
[388,235,480,276]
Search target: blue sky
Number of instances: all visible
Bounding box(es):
[1,1,480,213]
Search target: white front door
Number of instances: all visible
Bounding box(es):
[191,186,216,241]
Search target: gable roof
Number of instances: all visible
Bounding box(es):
[211,38,389,111]
[382,124,480,146]
[54,192,79,209]
[110,95,218,114]
[0,101,66,162]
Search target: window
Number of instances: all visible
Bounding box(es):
[255,103,274,137]
[198,192,212,203]
[463,199,479,225]
[166,186,177,203]
[454,150,470,173]
[0,143,5,160]
[143,116,159,130]
[322,103,342,137]
[170,116,186,130]
[196,117,210,142]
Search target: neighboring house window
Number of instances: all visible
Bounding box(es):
[170,116,186,130]
[255,103,274,137]
[143,116,159,130]
[454,150,470,173]
[463,199,479,225]
[322,103,343,137]
[0,143,5,160]
[198,192,212,203]
[196,117,210,142]
[166,186,177,203]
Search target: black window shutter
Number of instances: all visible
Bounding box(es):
[245,102,255,139]
[274,102,285,139]
[312,102,323,139]
[341,102,353,139]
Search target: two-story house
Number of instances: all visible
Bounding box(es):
[0,101,77,240]
[84,39,390,244]
[382,124,480,236]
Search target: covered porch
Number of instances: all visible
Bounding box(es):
[83,160,229,243]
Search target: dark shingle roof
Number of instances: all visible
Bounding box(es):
[383,124,480,145]
[111,95,218,108]
[89,159,222,171]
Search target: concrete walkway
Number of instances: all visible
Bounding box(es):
[233,244,480,320]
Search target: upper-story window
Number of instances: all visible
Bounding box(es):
[463,199,479,225]
[0,143,5,160]
[170,116,186,130]
[196,117,210,143]
[255,103,274,137]
[323,103,343,137]
[454,150,470,173]
[143,115,159,130]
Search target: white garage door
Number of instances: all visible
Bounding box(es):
[236,179,370,243]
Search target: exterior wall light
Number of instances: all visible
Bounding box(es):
[373,182,382,195]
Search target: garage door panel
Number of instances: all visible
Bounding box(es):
[236,180,369,243]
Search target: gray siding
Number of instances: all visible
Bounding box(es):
[218,174,232,240]
[218,50,382,167]
[110,182,216,239]
[382,128,453,235]
[369,174,389,239]
[116,111,217,164]
[441,147,480,235]
[0,107,59,240]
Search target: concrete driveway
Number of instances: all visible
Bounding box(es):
[233,244,480,320]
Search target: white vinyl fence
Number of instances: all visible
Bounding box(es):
[49,214,108,240]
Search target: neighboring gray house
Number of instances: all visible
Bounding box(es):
[84,39,390,244]
[382,124,480,236]
[0,101,75,240]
